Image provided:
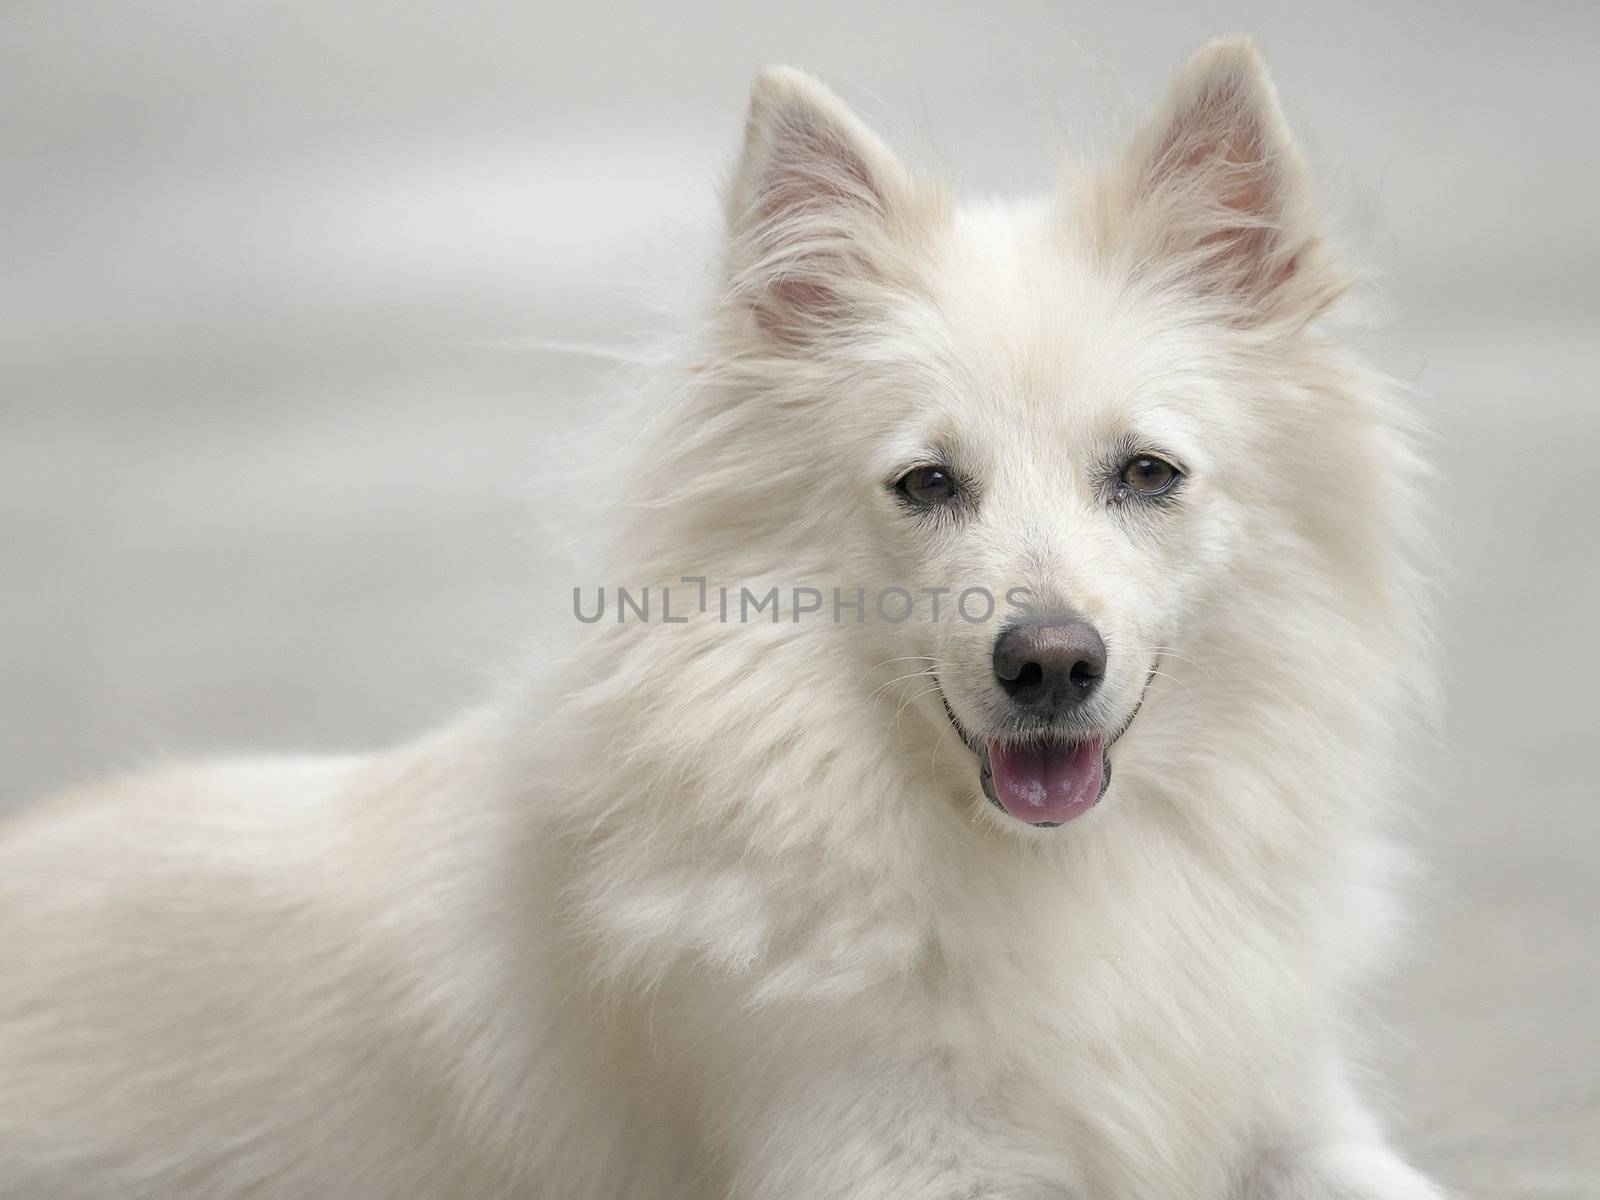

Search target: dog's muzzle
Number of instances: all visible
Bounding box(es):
[939,659,1156,827]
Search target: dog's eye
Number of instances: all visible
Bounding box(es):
[896,465,960,507]
[1118,455,1180,498]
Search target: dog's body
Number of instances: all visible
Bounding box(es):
[0,39,1444,1200]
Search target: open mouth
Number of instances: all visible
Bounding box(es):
[939,663,1154,829]
[980,735,1109,827]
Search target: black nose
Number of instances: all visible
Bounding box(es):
[992,619,1107,711]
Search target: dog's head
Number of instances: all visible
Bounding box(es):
[713,39,1357,832]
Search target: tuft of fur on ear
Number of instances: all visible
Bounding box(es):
[723,67,936,346]
[1101,36,1345,322]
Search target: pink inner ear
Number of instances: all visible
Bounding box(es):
[1147,82,1298,295]
[755,119,882,228]
[744,117,886,341]
[759,277,837,334]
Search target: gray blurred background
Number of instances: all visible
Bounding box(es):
[3,2,1596,1195]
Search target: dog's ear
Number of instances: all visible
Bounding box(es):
[1103,36,1343,321]
[724,67,932,346]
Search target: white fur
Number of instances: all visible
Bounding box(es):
[0,38,1445,1200]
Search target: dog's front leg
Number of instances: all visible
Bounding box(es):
[1242,1057,1446,1200]
[1243,1141,1444,1200]
[715,1054,1082,1200]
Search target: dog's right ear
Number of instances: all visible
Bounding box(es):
[723,67,931,347]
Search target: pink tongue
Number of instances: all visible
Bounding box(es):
[986,736,1105,825]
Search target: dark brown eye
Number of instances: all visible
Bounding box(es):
[1119,455,1180,497]
[896,464,960,507]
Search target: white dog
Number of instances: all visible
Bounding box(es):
[0,37,1446,1200]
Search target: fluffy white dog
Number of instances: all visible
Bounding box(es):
[0,37,1445,1200]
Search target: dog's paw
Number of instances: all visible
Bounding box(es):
[952,1175,1080,1200]
[1247,1143,1447,1200]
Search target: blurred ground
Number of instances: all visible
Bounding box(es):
[2,3,1597,1195]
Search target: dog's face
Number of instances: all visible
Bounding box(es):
[861,235,1247,828]
[722,41,1342,830]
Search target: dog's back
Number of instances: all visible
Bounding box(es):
[0,756,412,1197]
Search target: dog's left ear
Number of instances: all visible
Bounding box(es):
[723,67,934,346]
[1104,36,1344,321]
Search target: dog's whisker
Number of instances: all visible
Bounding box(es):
[888,683,944,751]
[865,667,938,703]
[866,670,939,716]
[1144,646,1225,687]
[855,655,938,688]
[1144,669,1194,699]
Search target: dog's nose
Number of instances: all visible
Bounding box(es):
[992,620,1107,711]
